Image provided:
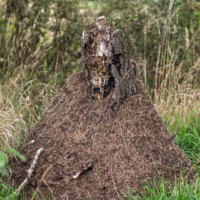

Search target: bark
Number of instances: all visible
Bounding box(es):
[81,16,137,110]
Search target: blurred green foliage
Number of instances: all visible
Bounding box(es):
[100,0,200,91]
[0,147,26,176]
[0,0,200,92]
[0,0,98,85]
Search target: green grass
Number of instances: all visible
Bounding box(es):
[0,180,54,200]
[1,177,200,199]
[0,180,19,200]
[165,108,200,173]
[122,176,200,200]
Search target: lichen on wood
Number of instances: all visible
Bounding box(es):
[81,16,137,109]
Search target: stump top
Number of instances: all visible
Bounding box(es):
[96,16,107,31]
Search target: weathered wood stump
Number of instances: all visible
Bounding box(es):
[81,16,137,110]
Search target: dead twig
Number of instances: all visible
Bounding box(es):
[31,164,53,200]
[42,179,56,199]
[37,189,46,200]
[109,167,121,200]
[7,147,44,199]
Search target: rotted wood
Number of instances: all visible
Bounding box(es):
[81,16,137,110]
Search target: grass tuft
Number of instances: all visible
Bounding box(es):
[0,69,57,159]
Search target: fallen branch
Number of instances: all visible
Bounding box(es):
[8,147,44,198]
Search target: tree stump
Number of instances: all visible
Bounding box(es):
[81,16,137,110]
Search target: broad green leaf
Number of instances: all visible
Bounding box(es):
[6,147,27,162]
[0,166,8,176]
[17,154,27,162]
[0,152,7,167]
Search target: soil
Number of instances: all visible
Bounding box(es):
[12,70,195,200]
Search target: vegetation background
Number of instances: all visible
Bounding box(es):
[0,0,200,199]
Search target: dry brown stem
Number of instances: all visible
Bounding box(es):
[109,167,121,200]
[31,164,53,200]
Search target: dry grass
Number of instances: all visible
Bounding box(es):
[0,69,57,154]
[124,1,200,128]
[143,1,200,127]
[0,75,27,151]
[154,64,200,127]
[153,26,200,127]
